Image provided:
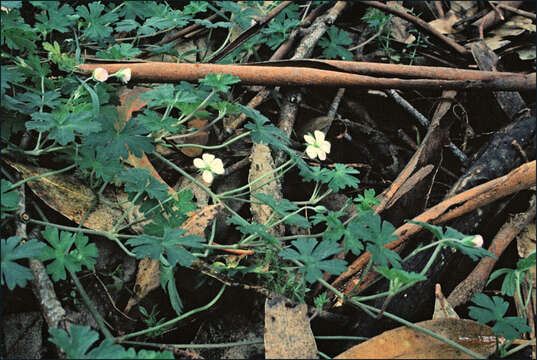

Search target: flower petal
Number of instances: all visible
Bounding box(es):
[193,158,205,169]
[202,170,214,183]
[211,159,225,174]
[202,153,215,163]
[304,134,315,145]
[320,140,331,154]
[318,150,326,161]
[306,145,318,159]
[314,130,325,142]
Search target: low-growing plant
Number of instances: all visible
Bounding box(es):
[1,1,533,358]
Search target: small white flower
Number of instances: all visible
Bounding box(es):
[304,130,331,161]
[193,153,225,184]
[115,68,131,84]
[92,67,109,82]
[469,235,483,248]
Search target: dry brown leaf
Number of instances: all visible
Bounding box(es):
[5,161,124,232]
[433,284,460,319]
[485,15,536,51]
[179,118,209,158]
[249,143,284,237]
[335,319,497,359]
[429,10,460,34]
[264,295,318,359]
[124,204,224,312]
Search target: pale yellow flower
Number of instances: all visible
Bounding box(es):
[304,130,331,161]
[92,67,109,82]
[193,153,225,184]
[115,68,131,84]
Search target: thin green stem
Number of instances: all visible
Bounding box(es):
[204,29,233,62]
[69,269,114,339]
[7,164,76,191]
[121,338,264,350]
[318,278,344,300]
[175,91,215,127]
[172,131,250,150]
[218,159,293,197]
[116,284,226,342]
[110,191,143,234]
[501,338,535,357]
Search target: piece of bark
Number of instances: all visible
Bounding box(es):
[265,295,318,359]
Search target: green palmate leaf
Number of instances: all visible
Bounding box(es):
[199,73,240,93]
[323,164,360,192]
[118,168,169,202]
[184,1,209,15]
[126,228,204,267]
[140,84,199,108]
[27,109,100,145]
[1,8,39,53]
[1,65,25,97]
[1,179,19,218]
[311,210,347,242]
[262,16,301,50]
[242,105,290,151]
[39,227,98,282]
[32,1,76,34]
[116,1,156,21]
[253,193,310,228]
[137,10,189,36]
[226,216,276,243]
[85,109,154,159]
[76,2,118,43]
[279,238,347,283]
[354,188,380,212]
[75,147,123,183]
[49,325,174,359]
[1,236,45,290]
[347,212,401,267]
[469,293,531,341]
[115,19,140,33]
[488,251,535,297]
[95,43,142,60]
[159,263,183,315]
[134,109,179,133]
[319,26,354,60]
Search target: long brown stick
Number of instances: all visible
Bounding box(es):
[331,160,536,289]
[77,63,536,91]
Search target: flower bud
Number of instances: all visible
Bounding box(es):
[463,235,483,248]
[116,68,131,84]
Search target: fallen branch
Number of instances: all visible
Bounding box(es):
[332,160,536,289]
[77,62,536,91]
[447,196,536,307]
